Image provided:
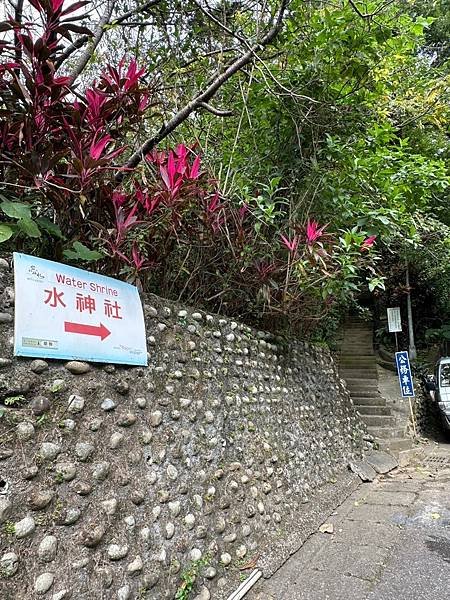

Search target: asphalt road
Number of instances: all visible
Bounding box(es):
[249,442,450,600]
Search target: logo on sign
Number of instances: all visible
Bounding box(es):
[27,265,45,281]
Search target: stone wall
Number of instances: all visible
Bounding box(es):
[0,258,366,599]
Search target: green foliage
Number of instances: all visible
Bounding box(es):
[1,0,448,343]
[3,395,25,407]
[2,521,15,536]
[192,0,449,339]
[425,324,450,343]
[175,555,211,600]
[0,198,43,241]
[63,242,104,262]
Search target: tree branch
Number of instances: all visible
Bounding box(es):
[199,102,233,117]
[179,47,237,70]
[55,35,90,69]
[111,0,161,26]
[119,0,290,175]
[61,0,162,76]
[67,0,116,84]
[14,0,24,69]
[348,0,395,19]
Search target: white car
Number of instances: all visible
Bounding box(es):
[435,357,450,432]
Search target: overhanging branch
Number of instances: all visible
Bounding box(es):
[119,0,290,175]
[348,0,395,19]
[58,0,162,75]
[199,102,233,117]
[67,0,116,84]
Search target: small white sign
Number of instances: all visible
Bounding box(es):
[14,253,147,366]
[387,307,402,333]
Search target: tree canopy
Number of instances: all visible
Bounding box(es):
[0,0,449,343]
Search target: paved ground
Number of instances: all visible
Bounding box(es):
[248,441,450,600]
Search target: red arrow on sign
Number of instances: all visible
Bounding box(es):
[64,321,111,341]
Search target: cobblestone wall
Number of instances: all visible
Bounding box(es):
[0,258,366,599]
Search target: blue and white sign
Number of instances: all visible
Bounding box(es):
[14,253,147,366]
[395,351,415,398]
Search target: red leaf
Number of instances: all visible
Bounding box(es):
[124,58,145,91]
[28,0,44,12]
[159,165,170,190]
[60,0,89,17]
[51,0,65,12]
[167,151,176,189]
[90,134,112,160]
[176,143,187,161]
[189,155,201,179]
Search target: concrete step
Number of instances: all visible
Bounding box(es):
[359,414,397,427]
[340,359,377,364]
[344,372,378,382]
[344,379,379,388]
[342,333,372,337]
[347,385,380,394]
[377,437,414,455]
[340,363,377,369]
[341,344,374,351]
[340,354,376,359]
[355,405,391,415]
[367,426,405,439]
[352,396,387,406]
[339,366,378,380]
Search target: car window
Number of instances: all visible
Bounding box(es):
[440,364,450,387]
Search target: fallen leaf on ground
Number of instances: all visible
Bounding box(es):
[239,555,259,570]
[319,523,334,534]
[430,513,441,520]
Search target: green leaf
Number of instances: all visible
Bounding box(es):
[63,241,104,261]
[18,218,41,238]
[0,200,31,220]
[0,224,13,243]
[35,217,64,239]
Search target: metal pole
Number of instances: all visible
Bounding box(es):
[227,570,262,600]
[405,261,417,361]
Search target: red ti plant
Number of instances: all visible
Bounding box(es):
[305,219,327,245]
[0,0,153,246]
[360,235,377,251]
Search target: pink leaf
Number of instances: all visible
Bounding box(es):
[124,58,145,91]
[112,191,127,206]
[280,234,299,253]
[176,144,187,161]
[159,165,170,190]
[305,219,326,245]
[138,93,149,112]
[207,193,220,213]
[167,151,176,189]
[51,0,65,12]
[189,155,201,179]
[239,203,249,221]
[90,134,112,160]
[360,235,377,251]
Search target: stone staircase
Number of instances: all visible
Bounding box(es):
[339,316,412,454]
